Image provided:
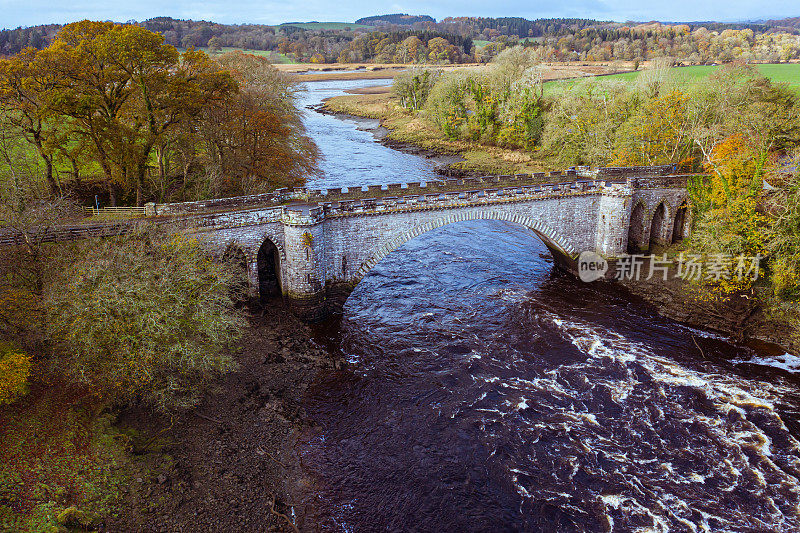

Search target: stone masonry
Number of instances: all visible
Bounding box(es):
[185,168,690,319]
[0,166,691,320]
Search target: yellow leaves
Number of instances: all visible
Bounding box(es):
[612,89,691,166]
[772,255,800,299]
[0,342,32,406]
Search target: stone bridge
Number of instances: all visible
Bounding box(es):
[171,166,691,319]
[0,166,692,319]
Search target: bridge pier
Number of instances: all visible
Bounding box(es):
[594,181,633,259]
[182,172,690,321]
[282,205,328,321]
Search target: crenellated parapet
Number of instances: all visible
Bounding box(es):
[0,166,692,321]
[140,165,683,218]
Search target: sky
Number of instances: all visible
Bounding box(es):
[1,0,798,30]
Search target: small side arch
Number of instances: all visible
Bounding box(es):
[672,198,689,243]
[257,238,283,301]
[627,199,648,253]
[353,211,576,283]
[649,201,669,248]
[261,231,286,260]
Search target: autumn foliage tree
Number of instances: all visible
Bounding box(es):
[36,21,238,205]
[197,51,318,197]
[45,231,246,410]
[0,48,63,194]
[0,21,318,206]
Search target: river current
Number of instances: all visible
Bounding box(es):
[295,79,800,532]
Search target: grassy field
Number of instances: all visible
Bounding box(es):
[191,47,298,63]
[545,63,800,92]
[278,22,371,30]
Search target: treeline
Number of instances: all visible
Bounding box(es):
[404,52,799,169]
[524,24,800,63]
[334,31,473,63]
[3,16,800,64]
[439,17,611,38]
[0,22,318,206]
[0,24,58,55]
[356,14,436,26]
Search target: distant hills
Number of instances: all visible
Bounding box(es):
[355,14,436,26]
[763,17,800,30]
[2,14,800,60]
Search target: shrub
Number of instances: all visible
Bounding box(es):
[0,343,32,406]
[46,230,246,411]
[393,68,441,111]
[424,71,470,138]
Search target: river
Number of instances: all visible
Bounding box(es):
[295,78,800,532]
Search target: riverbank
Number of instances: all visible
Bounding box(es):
[105,300,342,532]
[320,90,554,176]
[618,256,798,355]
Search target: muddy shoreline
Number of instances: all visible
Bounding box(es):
[620,275,796,355]
[106,300,344,532]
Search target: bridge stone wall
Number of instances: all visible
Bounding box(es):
[164,174,691,319]
[0,167,690,321]
[320,194,599,286]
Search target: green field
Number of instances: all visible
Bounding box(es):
[279,22,371,30]
[546,63,800,93]
[473,40,491,48]
[190,47,298,63]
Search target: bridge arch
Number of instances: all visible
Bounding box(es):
[260,231,286,260]
[672,199,689,243]
[627,199,648,253]
[648,201,669,247]
[352,211,577,283]
[257,237,283,301]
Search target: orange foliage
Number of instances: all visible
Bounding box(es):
[0,343,32,405]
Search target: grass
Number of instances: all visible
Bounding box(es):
[278,22,371,30]
[545,63,800,92]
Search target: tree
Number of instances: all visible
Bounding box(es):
[0,47,62,193]
[427,37,459,63]
[394,36,426,63]
[0,155,80,348]
[41,21,237,205]
[46,230,247,410]
[207,36,222,53]
[613,90,692,166]
[393,68,441,110]
[195,51,318,196]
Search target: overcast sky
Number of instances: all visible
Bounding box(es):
[1,0,798,30]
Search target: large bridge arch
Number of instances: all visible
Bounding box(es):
[350,211,578,285]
